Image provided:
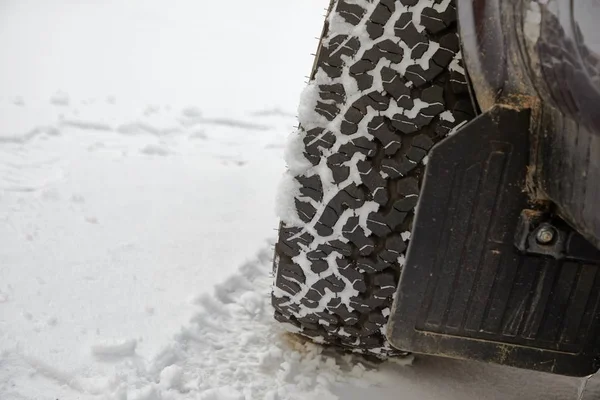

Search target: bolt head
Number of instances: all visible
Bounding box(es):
[536,227,555,244]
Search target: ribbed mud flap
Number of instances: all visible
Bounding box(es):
[387,106,600,377]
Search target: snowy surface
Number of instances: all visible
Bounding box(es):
[0,1,598,399]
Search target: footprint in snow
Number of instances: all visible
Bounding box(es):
[40,188,60,202]
[181,106,202,118]
[189,130,207,140]
[87,142,105,152]
[61,119,112,131]
[140,144,170,156]
[251,107,295,118]
[71,194,85,204]
[143,105,160,116]
[50,91,70,106]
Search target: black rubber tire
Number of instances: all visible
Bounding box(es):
[272,0,475,357]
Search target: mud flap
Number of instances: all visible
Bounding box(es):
[387,106,600,377]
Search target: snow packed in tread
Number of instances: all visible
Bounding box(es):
[273,0,475,357]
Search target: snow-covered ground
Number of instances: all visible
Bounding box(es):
[0,1,598,399]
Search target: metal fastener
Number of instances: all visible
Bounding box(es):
[536,226,555,244]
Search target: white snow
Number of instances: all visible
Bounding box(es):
[276,171,304,227]
[50,91,71,106]
[0,0,598,399]
[91,339,138,360]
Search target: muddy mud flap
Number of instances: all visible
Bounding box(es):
[387,105,600,377]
